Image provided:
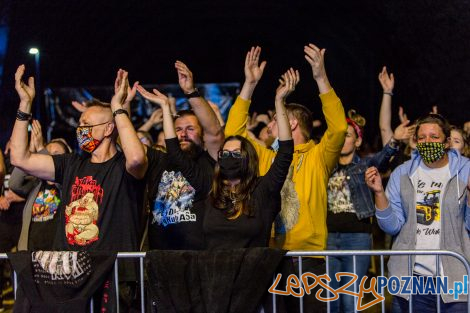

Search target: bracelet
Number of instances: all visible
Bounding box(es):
[112,109,129,118]
[16,109,32,121]
[184,88,201,99]
[383,92,394,96]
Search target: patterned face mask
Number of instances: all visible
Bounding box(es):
[416,142,446,164]
[76,121,108,153]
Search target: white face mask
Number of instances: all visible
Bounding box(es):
[270,137,279,152]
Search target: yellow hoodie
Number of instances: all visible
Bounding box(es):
[225,89,347,251]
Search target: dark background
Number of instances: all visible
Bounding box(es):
[1,0,470,147]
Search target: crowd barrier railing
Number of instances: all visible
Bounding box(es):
[1,250,469,313]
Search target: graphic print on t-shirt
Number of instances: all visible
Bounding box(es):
[152,170,196,227]
[32,187,61,222]
[65,176,103,246]
[416,180,441,226]
[327,169,354,214]
[32,251,92,286]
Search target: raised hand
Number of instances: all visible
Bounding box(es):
[111,69,129,109]
[392,119,412,142]
[15,65,35,104]
[378,66,395,93]
[304,43,327,81]
[365,167,384,194]
[431,105,438,114]
[114,70,138,104]
[244,46,267,85]
[136,85,170,110]
[398,106,408,124]
[276,68,300,101]
[175,61,195,94]
[29,119,45,153]
[149,108,163,125]
[71,100,88,113]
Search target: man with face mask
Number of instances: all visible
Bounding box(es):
[366,113,470,312]
[10,66,147,254]
[142,61,224,251]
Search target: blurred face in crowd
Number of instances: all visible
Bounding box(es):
[267,115,279,139]
[464,121,470,135]
[46,142,67,185]
[258,126,274,146]
[450,129,464,153]
[175,115,203,152]
[340,125,362,157]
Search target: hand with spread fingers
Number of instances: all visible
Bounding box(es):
[304,43,327,81]
[175,61,196,94]
[244,46,267,85]
[276,68,300,101]
[136,85,170,110]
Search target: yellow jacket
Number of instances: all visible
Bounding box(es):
[224,89,347,251]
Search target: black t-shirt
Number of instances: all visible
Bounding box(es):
[28,183,61,251]
[52,151,145,251]
[203,139,294,249]
[147,137,216,250]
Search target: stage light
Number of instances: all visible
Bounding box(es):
[29,47,39,55]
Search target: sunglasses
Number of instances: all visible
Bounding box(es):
[218,150,243,159]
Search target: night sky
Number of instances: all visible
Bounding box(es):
[1,0,470,147]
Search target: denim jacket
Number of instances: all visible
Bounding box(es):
[331,141,398,220]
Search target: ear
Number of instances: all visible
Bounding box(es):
[355,136,363,148]
[289,118,298,131]
[104,122,115,137]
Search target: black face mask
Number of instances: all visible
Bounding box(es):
[218,157,243,179]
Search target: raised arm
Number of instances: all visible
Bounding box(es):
[136,85,176,140]
[110,69,147,179]
[275,68,298,141]
[175,61,223,159]
[225,46,266,138]
[304,44,347,174]
[10,65,55,181]
[378,66,395,146]
[138,108,163,132]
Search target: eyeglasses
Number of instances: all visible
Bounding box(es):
[77,121,111,130]
[218,150,242,159]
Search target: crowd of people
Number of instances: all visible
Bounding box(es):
[0,43,469,313]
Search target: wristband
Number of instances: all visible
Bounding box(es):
[384,92,394,96]
[112,109,129,118]
[184,88,201,99]
[16,109,32,121]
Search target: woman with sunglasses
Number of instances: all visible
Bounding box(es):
[138,68,295,249]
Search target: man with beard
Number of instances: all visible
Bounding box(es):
[145,61,224,250]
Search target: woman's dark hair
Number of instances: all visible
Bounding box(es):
[211,135,259,219]
[414,113,451,140]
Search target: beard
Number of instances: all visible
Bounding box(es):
[179,139,203,158]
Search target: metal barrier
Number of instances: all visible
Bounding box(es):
[1,250,469,313]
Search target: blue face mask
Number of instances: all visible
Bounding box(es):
[270,137,279,152]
